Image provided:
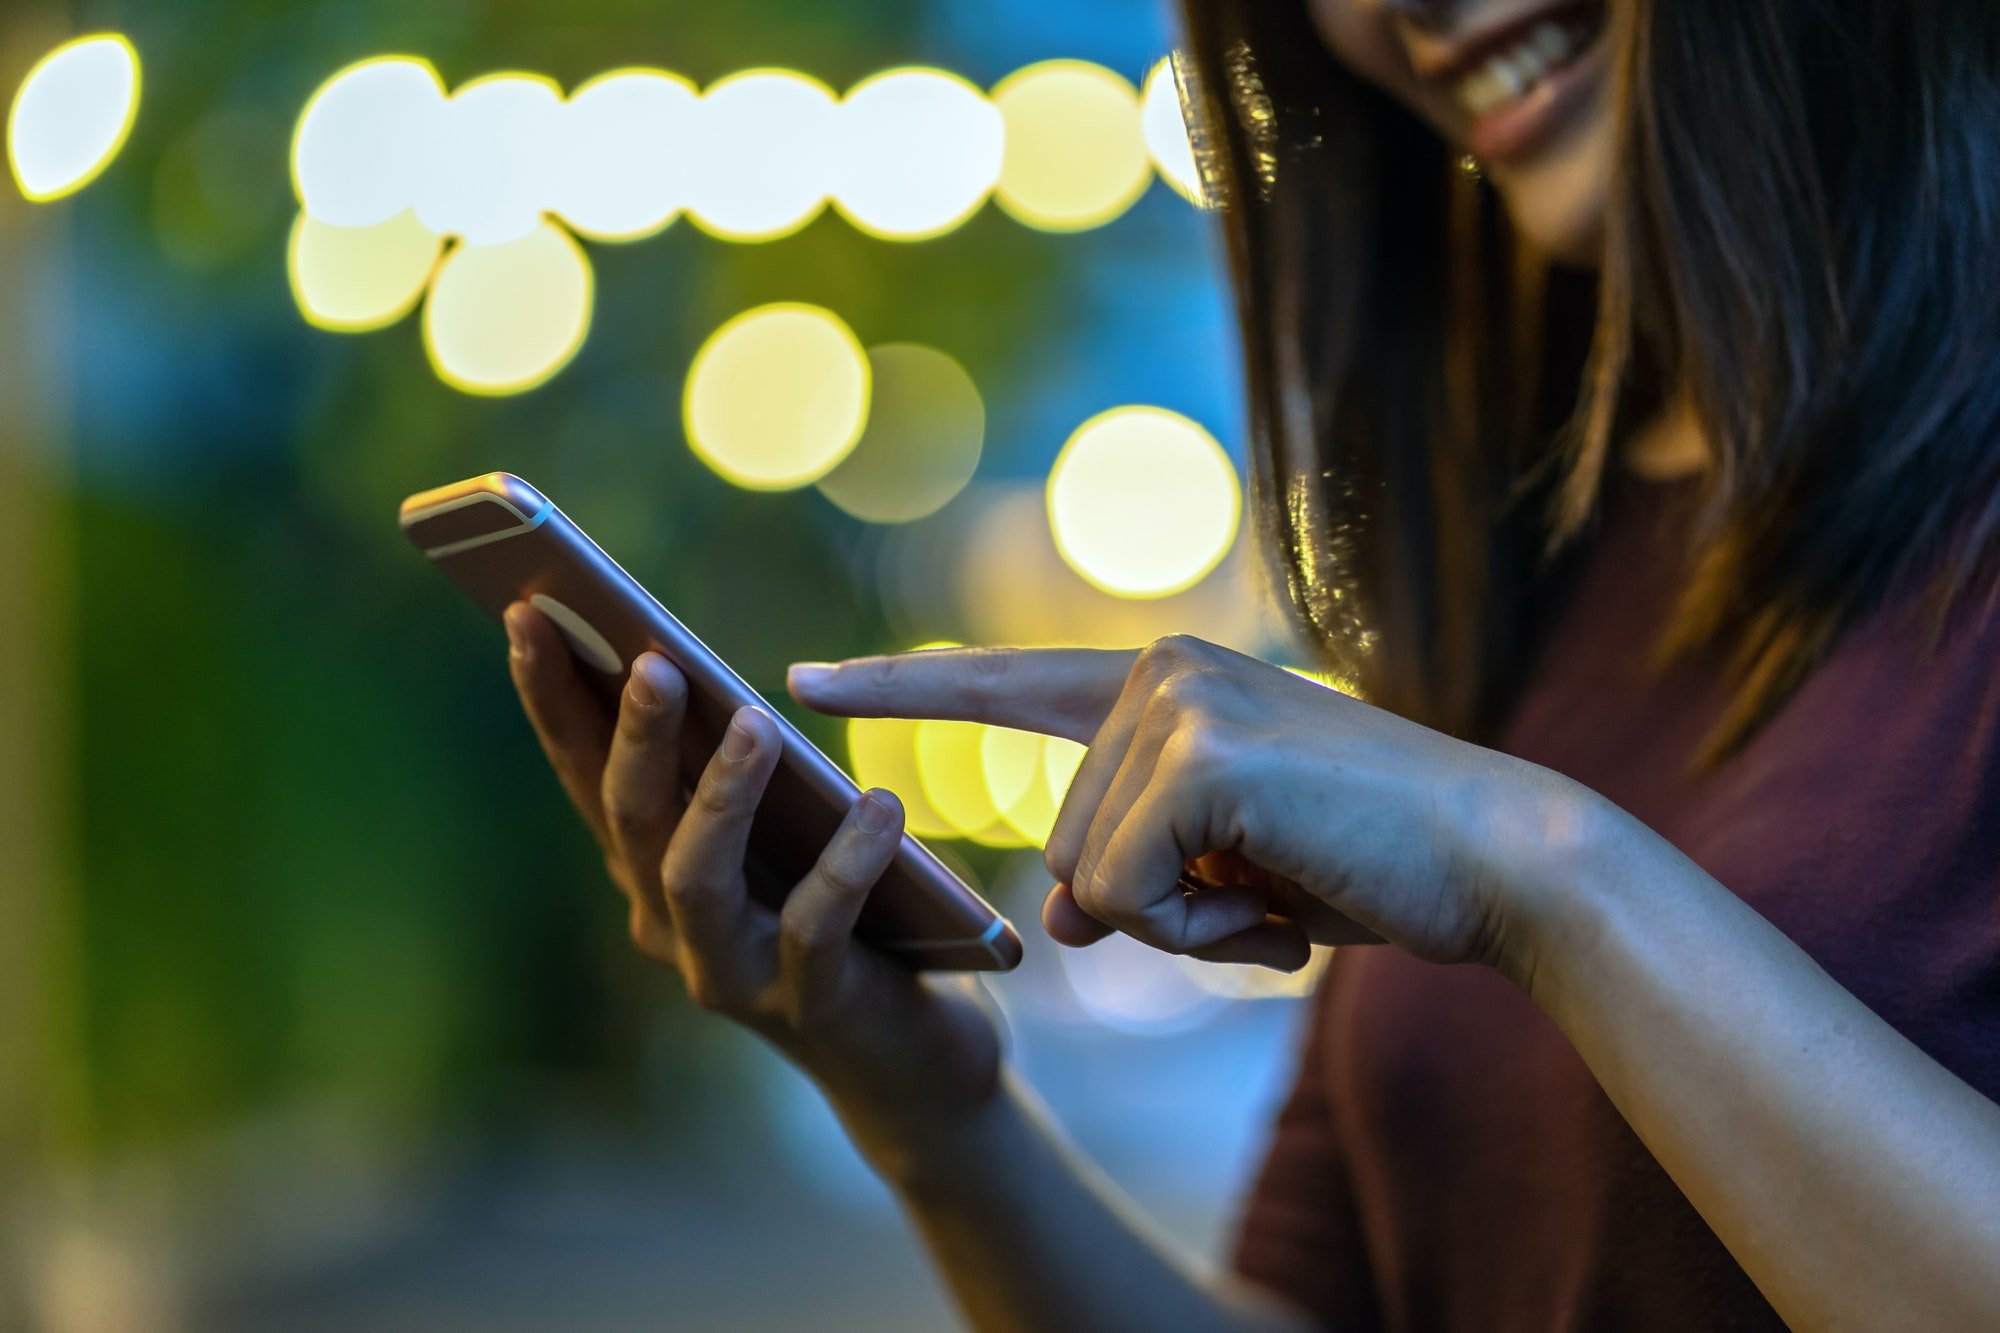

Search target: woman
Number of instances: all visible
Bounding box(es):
[504,0,2000,1327]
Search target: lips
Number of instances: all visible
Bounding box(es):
[1439,1,1610,164]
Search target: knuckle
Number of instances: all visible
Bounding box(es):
[780,912,838,963]
[691,769,739,818]
[603,790,659,839]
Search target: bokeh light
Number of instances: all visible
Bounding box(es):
[288,210,443,333]
[684,69,838,242]
[989,60,1151,232]
[7,34,141,203]
[1060,931,1226,1035]
[1047,406,1241,598]
[683,302,872,490]
[411,73,565,245]
[815,343,984,524]
[292,56,445,229]
[552,68,699,242]
[1140,56,1204,205]
[916,720,1028,846]
[845,716,959,840]
[831,68,1004,241]
[422,221,593,395]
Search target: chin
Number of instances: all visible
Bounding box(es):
[1488,85,1617,268]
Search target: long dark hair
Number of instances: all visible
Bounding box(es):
[1178,0,2000,758]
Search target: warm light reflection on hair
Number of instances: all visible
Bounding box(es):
[831,67,1005,241]
[7,33,141,203]
[683,302,872,490]
[288,209,443,333]
[990,60,1152,232]
[815,343,984,524]
[421,222,593,395]
[1047,406,1242,599]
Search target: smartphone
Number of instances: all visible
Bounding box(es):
[400,472,1023,972]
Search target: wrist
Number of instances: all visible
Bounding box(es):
[835,1074,1025,1202]
[1476,767,1631,997]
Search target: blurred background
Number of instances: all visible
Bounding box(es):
[0,1,1332,1328]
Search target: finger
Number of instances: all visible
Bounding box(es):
[1079,794,1271,954]
[1041,883,1115,948]
[506,601,615,843]
[1043,675,1153,887]
[1186,919,1314,972]
[658,706,783,996]
[1062,692,1180,900]
[601,653,689,911]
[786,647,1136,744]
[778,790,904,994]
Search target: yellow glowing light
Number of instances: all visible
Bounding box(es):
[917,719,1028,847]
[816,343,984,524]
[1042,735,1087,804]
[1140,56,1205,205]
[684,69,838,242]
[292,56,445,228]
[683,302,872,490]
[831,67,1004,241]
[287,209,443,333]
[412,72,565,246]
[7,34,140,202]
[552,68,699,242]
[422,221,593,396]
[1047,406,1241,598]
[989,60,1151,232]
[846,716,959,840]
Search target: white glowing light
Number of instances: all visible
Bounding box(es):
[990,60,1152,232]
[831,68,1004,241]
[1140,56,1205,205]
[411,72,565,246]
[288,210,442,333]
[552,68,700,242]
[1047,406,1241,599]
[292,56,446,229]
[816,343,984,524]
[684,69,838,242]
[683,303,872,490]
[8,34,141,203]
[422,221,594,396]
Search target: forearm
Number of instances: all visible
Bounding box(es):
[1521,801,2000,1331]
[852,1075,1313,1333]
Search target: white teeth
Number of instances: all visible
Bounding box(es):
[1456,17,1584,118]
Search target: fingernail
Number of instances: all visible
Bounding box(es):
[629,657,660,707]
[857,790,898,834]
[721,714,757,761]
[503,605,530,660]
[787,662,835,692]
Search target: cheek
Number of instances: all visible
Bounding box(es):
[1307,0,1419,103]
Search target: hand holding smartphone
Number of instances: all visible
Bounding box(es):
[401,472,1023,972]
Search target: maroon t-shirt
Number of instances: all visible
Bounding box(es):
[1232,474,2000,1330]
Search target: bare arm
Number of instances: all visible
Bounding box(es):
[858,1077,1316,1333]
[797,638,2000,1332]
[1516,808,2000,1332]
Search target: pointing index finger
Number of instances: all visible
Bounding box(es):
[785,646,1136,744]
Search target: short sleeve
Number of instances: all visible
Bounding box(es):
[1230,960,1379,1329]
